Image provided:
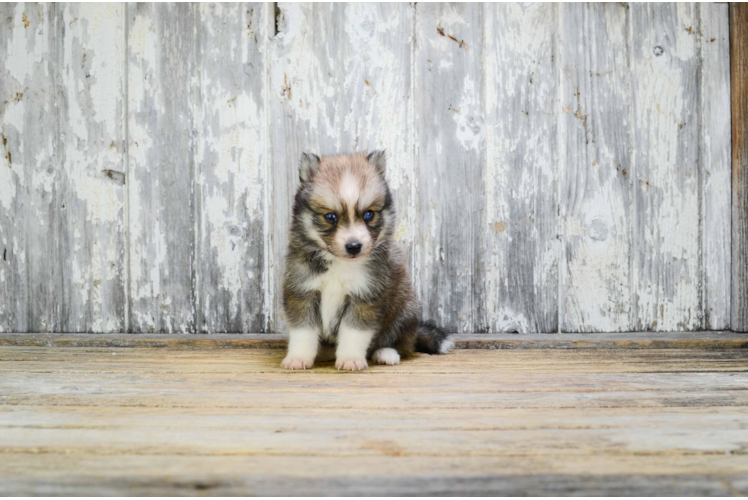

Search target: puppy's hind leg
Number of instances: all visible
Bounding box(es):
[372,347,400,366]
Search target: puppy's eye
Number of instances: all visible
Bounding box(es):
[324,213,338,224]
[363,210,375,222]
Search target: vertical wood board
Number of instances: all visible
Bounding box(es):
[558,3,633,332]
[482,3,559,333]
[58,3,126,332]
[700,3,731,330]
[631,3,701,331]
[0,3,60,333]
[415,3,484,332]
[732,3,748,332]
[127,3,196,332]
[195,3,268,333]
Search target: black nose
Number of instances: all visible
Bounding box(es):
[345,241,362,256]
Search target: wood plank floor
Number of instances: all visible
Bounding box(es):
[1,338,747,495]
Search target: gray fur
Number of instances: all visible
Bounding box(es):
[298,152,321,183]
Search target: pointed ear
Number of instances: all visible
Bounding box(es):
[299,152,321,183]
[367,150,386,176]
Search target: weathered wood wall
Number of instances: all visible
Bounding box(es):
[0,3,734,334]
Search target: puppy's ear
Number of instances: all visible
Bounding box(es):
[299,152,321,183]
[367,150,386,176]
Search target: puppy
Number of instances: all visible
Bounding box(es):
[281,151,453,371]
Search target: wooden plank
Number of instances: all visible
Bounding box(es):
[415,4,484,332]
[558,4,633,332]
[732,3,748,332]
[0,4,61,333]
[2,347,748,376]
[4,364,748,394]
[127,4,197,332]
[6,404,748,431]
[701,4,731,330]
[268,3,414,331]
[482,4,558,333]
[195,3,268,332]
[0,345,747,495]
[57,4,126,332]
[4,411,748,457]
[0,458,746,496]
[631,4,701,331]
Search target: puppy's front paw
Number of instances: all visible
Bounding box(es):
[281,356,314,370]
[335,357,368,371]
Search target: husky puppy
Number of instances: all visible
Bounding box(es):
[281,151,453,371]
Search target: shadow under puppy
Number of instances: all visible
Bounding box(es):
[282,151,453,371]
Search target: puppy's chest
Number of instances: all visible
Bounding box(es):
[308,261,369,338]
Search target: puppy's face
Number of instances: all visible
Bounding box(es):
[296,152,392,260]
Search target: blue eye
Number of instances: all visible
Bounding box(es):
[363,210,374,222]
[324,213,338,224]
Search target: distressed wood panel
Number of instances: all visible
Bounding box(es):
[415,4,484,332]
[58,3,126,332]
[732,3,748,332]
[701,3,732,330]
[631,4,702,331]
[126,3,196,332]
[269,3,414,330]
[0,3,61,333]
[482,4,559,333]
[0,3,737,334]
[195,3,268,333]
[559,4,633,332]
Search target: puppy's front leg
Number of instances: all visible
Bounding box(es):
[335,321,374,371]
[281,326,319,370]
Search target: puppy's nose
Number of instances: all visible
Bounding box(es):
[345,241,362,256]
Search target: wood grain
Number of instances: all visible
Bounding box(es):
[1,345,747,495]
[195,3,268,332]
[126,3,197,332]
[415,4,484,332]
[732,3,748,332]
[559,4,632,332]
[58,3,127,332]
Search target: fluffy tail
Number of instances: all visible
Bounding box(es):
[415,320,454,354]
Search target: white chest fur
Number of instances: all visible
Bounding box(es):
[305,258,370,339]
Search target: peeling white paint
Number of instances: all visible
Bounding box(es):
[5,4,46,85]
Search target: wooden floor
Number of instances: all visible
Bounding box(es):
[1,335,748,496]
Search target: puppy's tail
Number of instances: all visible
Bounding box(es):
[415,320,454,354]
